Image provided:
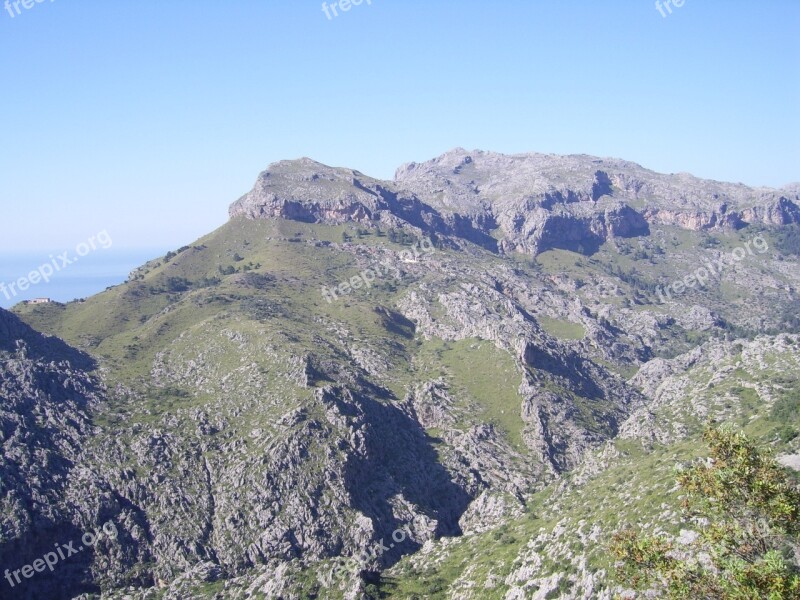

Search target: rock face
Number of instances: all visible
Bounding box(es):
[229,158,397,224]
[3,149,799,599]
[232,149,800,255]
[228,158,497,250]
[395,149,800,248]
[0,309,149,600]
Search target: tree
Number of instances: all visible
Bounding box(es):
[610,425,800,599]
[164,277,190,292]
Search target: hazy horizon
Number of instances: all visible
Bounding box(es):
[0,248,170,308]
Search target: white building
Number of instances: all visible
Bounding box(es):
[27,298,52,305]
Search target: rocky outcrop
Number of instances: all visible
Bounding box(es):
[0,309,149,600]
[229,157,498,250]
[231,149,800,256]
[4,150,798,599]
[396,149,800,253]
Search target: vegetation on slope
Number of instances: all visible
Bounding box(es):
[611,426,800,600]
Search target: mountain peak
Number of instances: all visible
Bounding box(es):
[228,156,380,223]
[228,150,800,255]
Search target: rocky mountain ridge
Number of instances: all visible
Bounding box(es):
[2,149,798,599]
[230,149,800,255]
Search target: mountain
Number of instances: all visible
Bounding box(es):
[2,150,799,599]
[0,309,147,600]
[232,149,800,255]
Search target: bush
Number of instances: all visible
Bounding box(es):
[775,225,800,256]
[778,426,799,444]
[164,277,190,292]
[610,426,800,599]
[771,384,800,423]
[240,297,283,321]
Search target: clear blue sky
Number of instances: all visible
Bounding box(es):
[1,0,798,252]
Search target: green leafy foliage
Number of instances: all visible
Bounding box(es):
[770,381,800,444]
[611,425,800,599]
[774,225,800,256]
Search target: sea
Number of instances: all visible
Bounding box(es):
[0,249,169,308]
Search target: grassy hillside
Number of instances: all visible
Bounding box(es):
[10,216,800,599]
